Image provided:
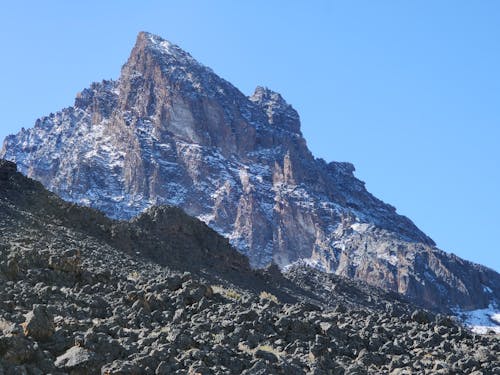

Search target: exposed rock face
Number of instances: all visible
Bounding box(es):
[1,32,499,312]
[1,162,499,374]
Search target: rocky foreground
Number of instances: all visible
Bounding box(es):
[1,161,499,374]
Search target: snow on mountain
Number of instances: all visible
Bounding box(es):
[2,31,499,313]
[453,304,500,334]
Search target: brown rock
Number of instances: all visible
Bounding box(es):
[22,304,54,341]
[48,249,81,274]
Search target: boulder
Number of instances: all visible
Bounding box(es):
[48,249,82,274]
[22,304,54,341]
[55,346,98,374]
[0,334,36,365]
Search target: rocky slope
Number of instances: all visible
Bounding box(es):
[1,32,499,312]
[1,161,499,374]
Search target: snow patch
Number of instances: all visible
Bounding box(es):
[284,257,327,273]
[453,304,500,334]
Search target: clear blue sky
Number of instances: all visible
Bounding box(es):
[1,1,499,271]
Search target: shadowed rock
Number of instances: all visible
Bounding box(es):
[0,163,498,374]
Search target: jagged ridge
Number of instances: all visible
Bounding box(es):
[1,32,499,312]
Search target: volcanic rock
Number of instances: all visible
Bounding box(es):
[1,32,498,313]
[0,161,498,374]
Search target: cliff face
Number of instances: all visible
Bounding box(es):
[2,160,499,374]
[2,32,499,311]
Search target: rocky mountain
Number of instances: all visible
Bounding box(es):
[1,160,499,374]
[1,31,499,313]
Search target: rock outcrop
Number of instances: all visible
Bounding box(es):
[0,161,498,374]
[0,159,16,181]
[1,32,499,312]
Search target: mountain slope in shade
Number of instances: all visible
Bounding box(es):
[2,160,499,374]
[2,32,499,312]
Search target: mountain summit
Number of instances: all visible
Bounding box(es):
[2,32,499,312]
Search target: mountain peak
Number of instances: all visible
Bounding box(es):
[134,31,196,64]
[121,31,246,110]
[251,85,284,101]
[250,86,300,132]
[2,32,499,313]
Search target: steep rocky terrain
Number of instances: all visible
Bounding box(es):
[1,161,499,374]
[1,32,499,313]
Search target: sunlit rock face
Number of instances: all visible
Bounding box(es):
[2,31,499,312]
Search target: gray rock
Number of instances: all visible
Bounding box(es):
[0,160,16,180]
[254,349,278,364]
[242,360,276,375]
[101,360,142,375]
[411,309,430,324]
[0,157,499,375]
[55,346,98,373]
[0,335,36,365]
[22,305,54,341]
